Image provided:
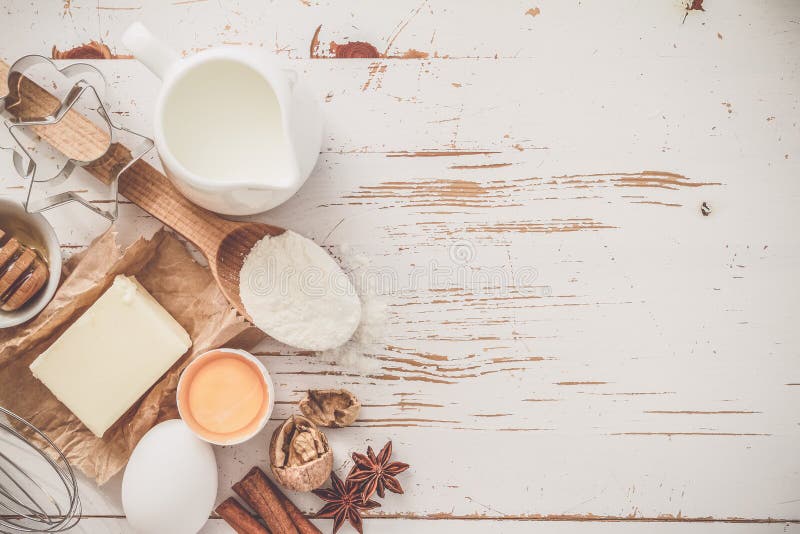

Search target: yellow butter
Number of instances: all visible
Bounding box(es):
[30,275,192,438]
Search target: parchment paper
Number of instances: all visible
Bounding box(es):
[0,227,264,484]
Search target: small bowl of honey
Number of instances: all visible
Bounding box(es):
[0,199,62,328]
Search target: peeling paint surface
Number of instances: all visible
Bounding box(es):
[1,0,800,532]
[51,40,131,59]
[330,40,380,59]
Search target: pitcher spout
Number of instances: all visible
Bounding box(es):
[244,163,301,192]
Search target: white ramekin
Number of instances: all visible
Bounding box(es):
[176,348,274,446]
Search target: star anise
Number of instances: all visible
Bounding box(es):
[347,441,409,502]
[312,473,380,534]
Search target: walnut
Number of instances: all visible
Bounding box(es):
[269,414,333,492]
[299,389,361,428]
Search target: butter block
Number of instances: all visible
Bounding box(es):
[30,275,191,438]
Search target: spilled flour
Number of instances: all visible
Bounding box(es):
[239,231,361,351]
[319,246,387,373]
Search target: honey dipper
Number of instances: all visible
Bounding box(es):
[0,229,49,312]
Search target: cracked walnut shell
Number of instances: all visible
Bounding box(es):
[269,414,333,492]
[299,389,361,428]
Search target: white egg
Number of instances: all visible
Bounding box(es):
[122,419,218,534]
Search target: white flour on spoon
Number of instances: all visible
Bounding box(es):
[239,231,361,351]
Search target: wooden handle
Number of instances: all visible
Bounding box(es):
[0,59,234,258]
[118,157,235,256]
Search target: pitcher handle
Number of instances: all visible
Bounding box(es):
[122,22,179,80]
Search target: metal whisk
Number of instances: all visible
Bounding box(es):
[0,407,80,532]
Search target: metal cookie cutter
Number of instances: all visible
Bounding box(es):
[0,55,153,221]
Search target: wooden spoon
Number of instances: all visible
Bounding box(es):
[116,161,284,320]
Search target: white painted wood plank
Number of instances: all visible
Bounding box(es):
[201,518,800,534]
[42,517,800,534]
[3,0,799,63]
[38,422,799,520]
[2,1,799,160]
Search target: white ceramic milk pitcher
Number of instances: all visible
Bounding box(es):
[122,22,322,216]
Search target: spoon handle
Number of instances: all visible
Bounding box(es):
[117,155,235,258]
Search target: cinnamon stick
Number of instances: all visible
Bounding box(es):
[233,467,299,534]
[263,471,322,534]
[216,497,270,534]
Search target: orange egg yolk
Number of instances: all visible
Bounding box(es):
[179,351,268,442]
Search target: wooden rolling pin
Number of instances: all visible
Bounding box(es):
[0,229,48,311]
[0,59,282,322]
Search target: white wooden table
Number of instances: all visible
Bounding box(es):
[2,0,799,532]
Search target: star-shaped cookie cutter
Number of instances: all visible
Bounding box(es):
[0,55,154,221]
